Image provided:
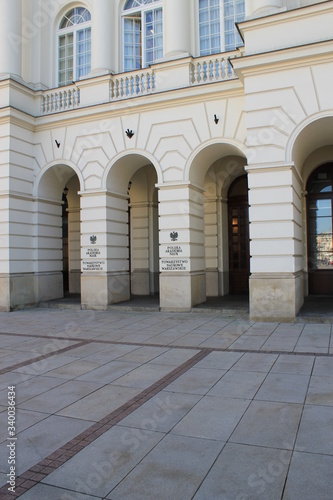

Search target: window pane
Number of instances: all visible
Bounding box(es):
[58,10,91,86]
[144,8,163,66]
[224,0,245,51]
[199,0,221,56]
[124,18,142,71]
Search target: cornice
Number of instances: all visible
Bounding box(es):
[239,0,333,34]
[232,39,333,79]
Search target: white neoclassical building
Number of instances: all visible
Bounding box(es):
[0,0,332,320]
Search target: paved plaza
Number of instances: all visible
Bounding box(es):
[0,306,333,499]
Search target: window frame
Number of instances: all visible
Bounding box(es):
[57,7,91,87]
[122,0,163,72]
[197,0,244,57]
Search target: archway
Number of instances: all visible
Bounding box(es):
[289,115,333,301]
[196,145,248,299]
[35,164,82,303]
[128,165,159,297]
[102,152,161,305]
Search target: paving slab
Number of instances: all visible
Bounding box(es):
[283,452,333,500]
[0,376,66,404]
[312,356,333,377]
[0,414,92,475]
[306,375,333,406]
[270,354,315,375]
[164,367,226,395]
[43,426,165,497]
[57,384,141,421]
[19,380,103,414]
[171,395,250,441]
[230,400,303,450]
[254,373,310,403]
[194,442,291,500]
[19,483,101,500]
[295,405,333,455]
[117,390,202,433]
[108,434,224,500]
[195,351,243,370]
[230,352,278,373]
[75,360,142,384]
[207,370,267,399]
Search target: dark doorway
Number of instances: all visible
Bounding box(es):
[307,163,333,295]
[228,175,250,294]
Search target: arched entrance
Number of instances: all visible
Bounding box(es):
[97,153,161,307]
[307,163,333,295]
[35,164,82,303]
[128,165,159,297]
[228,175,250,295]
[189,142,248,301]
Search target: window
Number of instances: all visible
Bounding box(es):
[58,7,91,86]
[199,0,244,56]
[123,0,163,71]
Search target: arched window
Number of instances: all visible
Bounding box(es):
[199,0,244,56]
[58,7,91,86]
[122,0,163,71]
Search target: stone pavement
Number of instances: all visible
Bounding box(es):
[0,307,332,499]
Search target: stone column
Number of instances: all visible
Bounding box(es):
[164,0,191,59]
[0,0,22,77]
[90,0,115,75]
[158,183,206,311]
[245,0,283,17]
[247,164,304,321]
[80,191,130,309]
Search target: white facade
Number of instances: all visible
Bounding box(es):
[0,0,333,320]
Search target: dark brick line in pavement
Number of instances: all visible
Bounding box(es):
[0,340,90,375]
[0,348,211,499]
[0,332,333,364]
[1,332,332,372]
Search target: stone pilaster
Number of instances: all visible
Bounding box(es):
[158,183,206,311]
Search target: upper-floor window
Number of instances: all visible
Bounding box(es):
[58,7,91,86]
[199,0,244,56]
[123,0,163,72]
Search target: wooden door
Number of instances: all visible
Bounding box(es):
[228,176,250,295]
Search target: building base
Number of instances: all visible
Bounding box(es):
[81,273,130,309]
[159,272,206,311]
[250,272,304,322]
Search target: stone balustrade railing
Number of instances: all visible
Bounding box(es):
[41,85,80,114]
[190,55,237,85]
[37,51,240,115]
[110,69,155,100]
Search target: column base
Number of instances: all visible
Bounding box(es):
[81,273,130,309]
[131,270,150,295]
[160,272,206,311]
[69,270,81,294]
[0,273,38,311]
[250,272,304,322]
[36,272,63,303]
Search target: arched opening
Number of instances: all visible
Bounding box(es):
[306,163,333,295]
[104,153,160,306]
[36,165,81,303]
[188,142,248,305]
[289,115,333,307]
[128,165,159,298]
[228,175,249,295]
